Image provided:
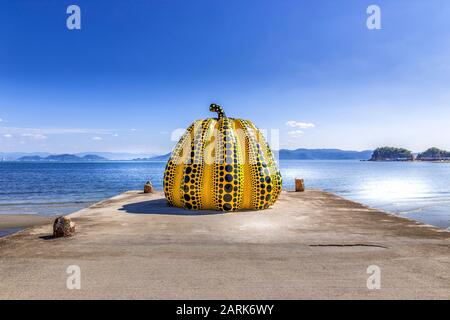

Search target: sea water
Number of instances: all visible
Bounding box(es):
[1,160,449,228]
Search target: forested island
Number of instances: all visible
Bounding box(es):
[369,147,413,161]
[417,147,450,161]
[369,147,450,162]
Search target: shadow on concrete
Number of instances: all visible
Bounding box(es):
[39,235,56,240]
[119,198,224,216]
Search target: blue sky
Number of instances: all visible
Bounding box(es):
[1,0,450,154]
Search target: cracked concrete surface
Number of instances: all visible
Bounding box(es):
[0,190,449,299]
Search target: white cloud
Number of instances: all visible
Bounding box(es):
[286,120,315,129]
[130,128,137,131]
[0,118,3,122]
[92,136,103,141]
[287,130,304,138]
[3,134,12,138]
[21,133,48,140]
[112,133,119,137]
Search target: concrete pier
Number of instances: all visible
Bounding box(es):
[0,190,449,299]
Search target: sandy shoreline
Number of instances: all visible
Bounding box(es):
[0,190,449,299]
[0,214,53,237]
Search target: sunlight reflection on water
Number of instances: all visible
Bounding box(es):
[358,179,429,202]
[280,160,450,228]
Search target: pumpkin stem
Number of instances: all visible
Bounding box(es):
[209,103,226,119]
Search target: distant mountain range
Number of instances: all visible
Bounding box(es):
[0,149,374,162]
[74,152,158,161]
[0,152,158,161]
[133,149,373,161]
[276,148,373,160]
[4,147,448,162]
[16,154,108,162]
[133,153,172,161]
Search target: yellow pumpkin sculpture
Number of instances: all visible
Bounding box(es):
[163,103,282,211]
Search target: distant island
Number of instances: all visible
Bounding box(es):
[16,154,108,162]
[369,147,450,162]
[369,147,414,161]
[417,147,450,161]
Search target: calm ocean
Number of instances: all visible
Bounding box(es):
[1,160,449,229]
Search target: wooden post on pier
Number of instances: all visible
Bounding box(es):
[295,178,305,192]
